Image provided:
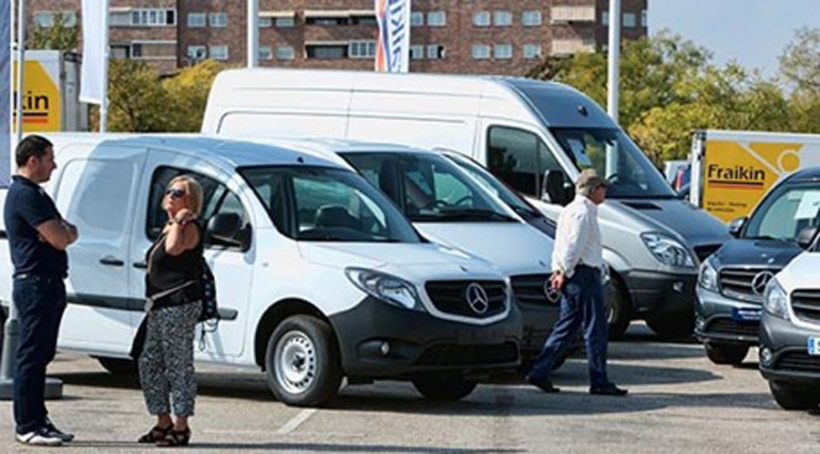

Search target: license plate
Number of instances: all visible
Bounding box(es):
[808,337,820,356]
[731,307,761,323]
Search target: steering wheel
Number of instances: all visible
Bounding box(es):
[606,173,620,184]
[453,195,473,207]
[422,200,450,210]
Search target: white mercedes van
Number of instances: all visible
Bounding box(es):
[202,68,731,338]
[0,134,521,406]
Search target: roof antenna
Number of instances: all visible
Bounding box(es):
[297,156,305,163]
[577,105,589,116]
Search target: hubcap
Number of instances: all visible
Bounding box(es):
[274,331,316,395]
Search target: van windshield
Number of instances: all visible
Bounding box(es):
[744,183,820,241]
[240,166,421,243]
[341,152,518,223]
[550,128,676,199]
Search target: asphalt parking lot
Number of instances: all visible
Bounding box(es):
[0,324,818,453]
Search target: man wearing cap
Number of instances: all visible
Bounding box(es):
[526,169,627,396]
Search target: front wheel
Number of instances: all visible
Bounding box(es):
[606,278,632,340]
[704,343,748,365]
[265,315,342,407]
[412,376,478,402]
[769,381,820,410]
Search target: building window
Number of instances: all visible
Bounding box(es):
[130,9,176,26]
[641,9,647,27]
[130,41,176,59]
[110,44,130,59]
[410,11,424,27]
[427,44,445,59]
[276,17,296,27]
[258,17,273,27]
[623,12,636,28]
[494,44,512,59]
[259,46,273,60]
[187,12,206,27]
[410,45,425,60]
[472,45,490,59]
[473,12,490,27]
[493,11,512,27]
[523,44,541,59]
[308,17,345,26]
[522,11,542,26]
[276,45,295,60]
[209,45,229,60]
[209,12,228,27]
[427,11,446,27]
[306,44,347,59]
[187,45,207,60]
[352,15,377,26]
[110,12,130,26]
[601,11,609,26]
[33,11,77,28]
[349,41,376,59]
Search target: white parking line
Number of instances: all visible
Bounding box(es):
[275,408,317,435]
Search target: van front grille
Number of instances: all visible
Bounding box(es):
[511,274,559,306]
[415,342,519,366]
[791,289,820,324]
[718,267,779,303]
[425,280,507,319]
[775,352,820,373]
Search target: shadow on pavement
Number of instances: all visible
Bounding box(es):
[70,440,523,452]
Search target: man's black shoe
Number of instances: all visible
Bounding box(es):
[526,375,560,393]
[589,384,628,396]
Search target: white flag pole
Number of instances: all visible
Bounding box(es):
[247,0,258,68]
[99,0,110,133]
[14,0,24,142]
[607,0,621,123]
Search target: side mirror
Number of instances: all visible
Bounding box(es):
[797,226,819,250]
[206,213,245,248]
[542,170,574,206]
[728,217,747,238]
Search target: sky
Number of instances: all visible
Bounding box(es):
[649,0,819,79]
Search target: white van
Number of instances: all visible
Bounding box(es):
[0,134,521,406]
[202,68,731,338]
[232,137,564,356]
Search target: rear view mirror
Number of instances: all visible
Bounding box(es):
[206,213,246,248]
[728,217,747,238]
[542,170,574,206]
[797,226,819,250]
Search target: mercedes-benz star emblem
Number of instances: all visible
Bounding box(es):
[751,271,775,296]
[543,280,561,303]
[465,283,489,314]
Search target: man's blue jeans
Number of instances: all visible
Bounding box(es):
[12,274,66,434]
[528,265,610,387]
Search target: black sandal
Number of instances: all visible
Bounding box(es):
[156,427,191,447]
[137,424,172,443]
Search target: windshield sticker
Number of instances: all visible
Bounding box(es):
[794,191,820,220]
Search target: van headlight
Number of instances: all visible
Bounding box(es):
[698,259,718,292]
[641,232,695,268]
[763,279,789,320]
[345,268,423,311]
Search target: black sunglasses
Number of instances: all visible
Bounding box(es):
[165,188,186,199]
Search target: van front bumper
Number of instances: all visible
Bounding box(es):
[694,287,760,345]
[330,297,522,379]
[759,312,820,386]
[623,270,697,318]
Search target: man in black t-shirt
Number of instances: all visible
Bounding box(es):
[4,135,78,446]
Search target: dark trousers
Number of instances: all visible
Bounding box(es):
[529,265,610,387]
[12,274,67,434]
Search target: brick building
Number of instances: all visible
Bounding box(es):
[27,0,647,75]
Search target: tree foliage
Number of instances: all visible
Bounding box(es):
[162,60,225,132]
[29,14,79,51]
[528,29,820,164]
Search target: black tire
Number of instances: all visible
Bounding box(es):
[704,343,749,365]
[95,356,138,376]
[646,309,695,340]
[412,376,478,402]
[265,315,342,407]
[769,381,820,410]
[606,277,632,340]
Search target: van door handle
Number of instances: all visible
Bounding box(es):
[99,256,125,267]
[132,261,147,269]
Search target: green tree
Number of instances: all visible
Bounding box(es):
[162,60,225,132]
[780,26,820,93]
[29,13,79,51]
[99,60,170,132]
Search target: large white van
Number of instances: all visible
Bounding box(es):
[0,134,522,406]
[232,137,565,356]
[202,68,731,338]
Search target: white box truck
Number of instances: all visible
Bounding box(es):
[201,68,732,338]
[689,130,820,224]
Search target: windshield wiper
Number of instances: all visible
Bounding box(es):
[744,235,778,241]
[437,209,517,222]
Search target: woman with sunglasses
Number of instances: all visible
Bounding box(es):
[137,175,204,447]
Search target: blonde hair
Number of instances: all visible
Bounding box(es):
[167,175,203,216]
